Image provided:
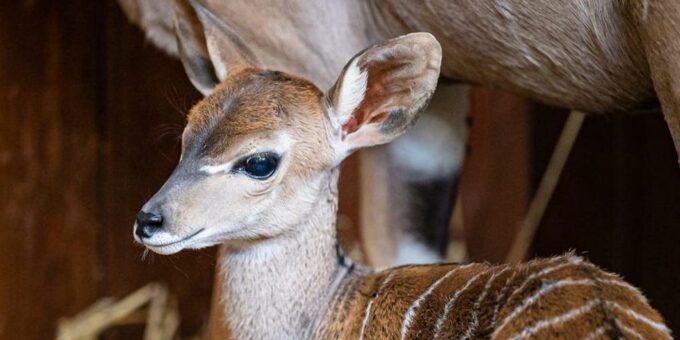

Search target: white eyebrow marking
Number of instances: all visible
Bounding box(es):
[198,134,293,176]
[200,162,233,175]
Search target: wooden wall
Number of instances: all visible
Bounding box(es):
[0,1,214,338]
[531,107,680,333]
[461,98,680,332]
[460,89,530,263]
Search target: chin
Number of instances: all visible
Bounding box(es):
[139,228,208,255]
[145,243,187,255]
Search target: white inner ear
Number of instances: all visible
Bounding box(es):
[206,36,228,81]
[333,58,368,129]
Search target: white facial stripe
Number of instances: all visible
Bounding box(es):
[334,57,367,128]
[201,161,234,175]
[200,133,293,175]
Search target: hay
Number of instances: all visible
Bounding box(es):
[56,283,180,340]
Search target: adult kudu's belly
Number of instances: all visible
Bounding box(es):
[388,0,655,113]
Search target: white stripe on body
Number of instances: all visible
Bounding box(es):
[432,270,487,339]
[616,320,644,340]
[490,256,566,328]
[606,301,672,336]
[460,266,511,340]
[583,325,608,340]
[358,272,396,340]
[399,264,476,340]
[492,278,595,338]
[508,299,600,340]
[502,256,583,308]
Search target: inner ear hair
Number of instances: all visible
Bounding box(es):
[331,57,369,135]
[328,33,442,150]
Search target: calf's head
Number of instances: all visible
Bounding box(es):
[134,2,442,254]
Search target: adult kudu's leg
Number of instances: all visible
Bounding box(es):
[359,82,469,267]
[633,0,680,164]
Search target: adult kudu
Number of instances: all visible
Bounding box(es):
[119,0,680,267]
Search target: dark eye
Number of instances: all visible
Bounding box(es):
[240,153,279,179]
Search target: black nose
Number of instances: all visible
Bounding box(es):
[135,211,163,239]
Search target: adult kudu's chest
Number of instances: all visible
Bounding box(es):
[386,0,654,112]
[121,0,660,114]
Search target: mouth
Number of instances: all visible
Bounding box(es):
[142,228,205,254]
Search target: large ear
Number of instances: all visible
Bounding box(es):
[173,0,259,95]
[326,33,442,160]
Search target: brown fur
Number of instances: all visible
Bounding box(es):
[130,13,673,338]
[376,1,652,112]
[118,0,680,161]
[317,255,671,339]
[170,65,669,340]
[186,68,330,173]
[120,1,680,282]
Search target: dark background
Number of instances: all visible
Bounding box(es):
[0,1,213,338]
[1,0,678,338]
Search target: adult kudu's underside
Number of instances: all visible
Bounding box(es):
[118,0,680,266]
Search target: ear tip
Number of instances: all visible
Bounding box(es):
[187,0,211,20]
[187,0,202,10]
[399,32,440,46]
[396,32,442,60]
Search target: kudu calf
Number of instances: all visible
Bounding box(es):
[120,0,680,267]
[134,10,671,337]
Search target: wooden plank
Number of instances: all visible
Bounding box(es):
[0,1,217,338]
[532,109,680,332]
[460,88,531,263]
[0,1,103,338]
